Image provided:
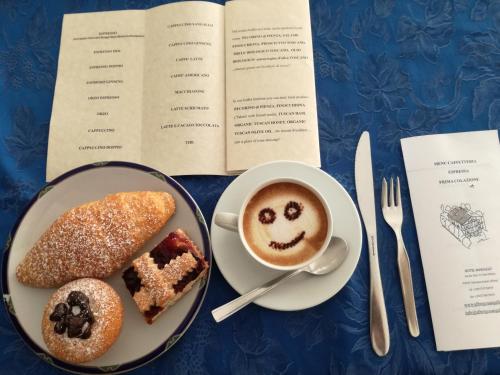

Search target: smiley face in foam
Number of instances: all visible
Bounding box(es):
[259,201,306,250]
[242,182,329,267]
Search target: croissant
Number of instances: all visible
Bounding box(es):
[16,191,175,288]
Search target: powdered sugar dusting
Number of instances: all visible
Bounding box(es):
[42,278,123,364]
[126,229,209,323]
[131,252,197,312]
[163,252,198,285]
[16,192,175,288]
[133,255,173,312]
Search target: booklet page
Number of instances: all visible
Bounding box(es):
[47,2,226,180]
[224,0,321,172]
[142,2,226,175]
[401,130,500,351]
[47,9,146,181]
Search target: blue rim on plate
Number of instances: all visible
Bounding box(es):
[1,161,212,374]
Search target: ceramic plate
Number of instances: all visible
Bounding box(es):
[2,162,211,374]
[211,160,362,311]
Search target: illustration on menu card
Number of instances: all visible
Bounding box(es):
[440,204,488,249]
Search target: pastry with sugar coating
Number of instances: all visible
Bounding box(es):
[16,191,175,288]
[42,278,123,364]
[122,229,209,324]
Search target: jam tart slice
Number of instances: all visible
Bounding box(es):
[122,229,209,324]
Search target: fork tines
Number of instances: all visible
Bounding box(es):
[381,177,401,209]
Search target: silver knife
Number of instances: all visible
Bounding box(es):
[354,131,390,357]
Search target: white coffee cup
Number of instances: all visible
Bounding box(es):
[214,177,333,271]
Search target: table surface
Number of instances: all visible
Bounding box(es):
[1,0,499,374]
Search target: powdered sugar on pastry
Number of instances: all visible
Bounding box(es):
[16,191,175,288]
[42,278,123,364]
[122,229,209,324]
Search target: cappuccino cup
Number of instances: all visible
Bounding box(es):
[214,178,333,271]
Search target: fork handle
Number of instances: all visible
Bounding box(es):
[396,232,420,337]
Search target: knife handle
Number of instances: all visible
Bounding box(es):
[368,234,390,356]
[396,232,420,337]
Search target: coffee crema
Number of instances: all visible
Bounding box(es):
[242,182,329,266]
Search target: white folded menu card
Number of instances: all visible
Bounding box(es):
[401,130,500,351]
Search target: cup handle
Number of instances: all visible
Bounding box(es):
[214,212,239,232]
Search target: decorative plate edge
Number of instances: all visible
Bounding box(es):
[163,334,181,353]
[3,294,15,316]
[36,352,55,365]
[4,233,12,252]
[198,274,208,290]
[98,364,122,372]
[196,208,206,225]
[92,161,110,167]
[37,185,53,200]
[148,171,167,182]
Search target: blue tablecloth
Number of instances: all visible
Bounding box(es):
[1,0,499,374]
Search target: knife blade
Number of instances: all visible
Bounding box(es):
[354,131,390,357]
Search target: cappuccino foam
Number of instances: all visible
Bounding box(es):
[242,182,328,266]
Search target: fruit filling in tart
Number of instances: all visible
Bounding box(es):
[122,229,209,324]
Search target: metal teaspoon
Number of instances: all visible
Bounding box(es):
[211,236,349,322]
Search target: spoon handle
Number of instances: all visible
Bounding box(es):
[212,268,303,322]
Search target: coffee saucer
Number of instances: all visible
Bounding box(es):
[210,160,362,311]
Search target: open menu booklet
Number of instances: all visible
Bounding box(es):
[46,0,320,180]
[402,130,500,351]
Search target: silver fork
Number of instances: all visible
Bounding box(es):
[381,177,420,337]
